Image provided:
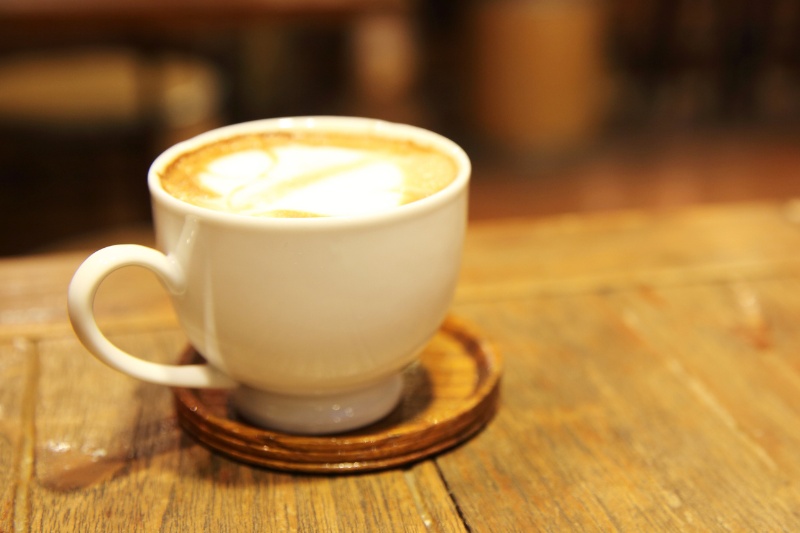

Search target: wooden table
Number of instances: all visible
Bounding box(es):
[3,201,800,531]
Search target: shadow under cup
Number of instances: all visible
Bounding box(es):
[69,116,471,435]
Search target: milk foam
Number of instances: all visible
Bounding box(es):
[160,132,457,218]
[199,146,405,216]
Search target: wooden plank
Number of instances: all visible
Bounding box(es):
[604,280,800,476]
[0,339,35,533]
[26,331,464,531]
[457,202,800,302]
[0,251,177,340]
[442,277,800,531]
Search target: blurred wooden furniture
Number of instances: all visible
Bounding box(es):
[0,0,419,256]
[3,201,800,530]
[469,0,608,154]
[0,0,406,25]
[0,0,416,116]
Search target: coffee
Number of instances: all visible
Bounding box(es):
[158,131,458,218]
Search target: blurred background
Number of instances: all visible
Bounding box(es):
[1,0,800,255]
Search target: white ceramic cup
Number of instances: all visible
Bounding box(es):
[68,116,470,435]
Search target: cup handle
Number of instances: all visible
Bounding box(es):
[68,244,237,389]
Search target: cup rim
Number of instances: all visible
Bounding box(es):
[148,116,471,230]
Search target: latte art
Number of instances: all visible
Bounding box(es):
[159,132,458,218]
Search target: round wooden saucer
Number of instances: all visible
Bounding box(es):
[172,315,502,474]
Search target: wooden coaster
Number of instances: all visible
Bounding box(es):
[172,315,502,474]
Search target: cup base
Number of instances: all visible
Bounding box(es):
[230,373,404,435]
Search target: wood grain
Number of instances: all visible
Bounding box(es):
[445,290,800,530]
[0,339,35,533]
[173,316,500,473]
[3,201,800,531]
[0,251,177,341]
[25,332,464,531]
[458,202,800,301]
